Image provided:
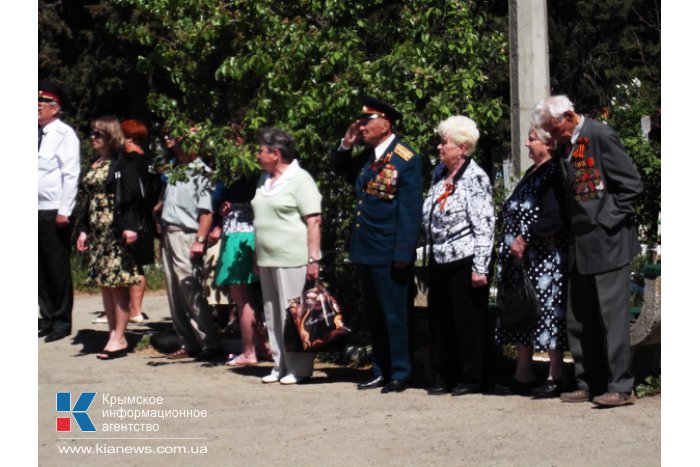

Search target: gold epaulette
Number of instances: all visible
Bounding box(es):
[393,143,415,161]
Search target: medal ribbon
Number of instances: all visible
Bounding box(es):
[436,182,455,212]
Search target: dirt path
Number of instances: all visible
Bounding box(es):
[38,292,660,466]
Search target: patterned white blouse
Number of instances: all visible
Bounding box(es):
[422,159,495,274]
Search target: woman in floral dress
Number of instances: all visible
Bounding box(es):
[495,125,568,397]
[76,116,145,360]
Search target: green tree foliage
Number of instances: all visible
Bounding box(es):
[39,0,151,135]
[548,0,661,246]
[548,0,660,113]
[108,0,510,332]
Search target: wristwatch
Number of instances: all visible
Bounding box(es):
[308,257,320,264]
[196,236,206,244]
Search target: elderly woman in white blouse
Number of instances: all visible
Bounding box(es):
[422,115,495,396]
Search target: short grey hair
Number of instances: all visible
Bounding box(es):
[533,95,575,126]
[257,128,297,162]
[435,115,480,156]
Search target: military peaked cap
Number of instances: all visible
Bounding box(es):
[38,80,67,108]
[358,95,402,122]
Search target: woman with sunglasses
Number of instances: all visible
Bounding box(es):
[76,116,147,359]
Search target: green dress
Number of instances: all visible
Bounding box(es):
[82,159,141,288]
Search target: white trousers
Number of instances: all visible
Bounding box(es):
[258,266,314,378]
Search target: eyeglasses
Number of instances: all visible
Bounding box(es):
[90,130,105,140]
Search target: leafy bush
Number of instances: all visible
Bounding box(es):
[635,374,661,397]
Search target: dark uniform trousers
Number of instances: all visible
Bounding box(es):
[360,264,412,382]
[38,209,73,334]
[567,261,634,394]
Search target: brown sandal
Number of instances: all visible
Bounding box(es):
[166,348,194,360]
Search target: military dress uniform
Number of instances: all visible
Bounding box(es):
[333,134,423,383]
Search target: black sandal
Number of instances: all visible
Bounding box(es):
[97,348,128,360]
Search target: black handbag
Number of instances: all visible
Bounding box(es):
[497,257,541,333]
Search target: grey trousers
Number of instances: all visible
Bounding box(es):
[258,266,314,379]
[162,227,220,352]
[567,262,634,394]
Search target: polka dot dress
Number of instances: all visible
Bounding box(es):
[495,160,568,351]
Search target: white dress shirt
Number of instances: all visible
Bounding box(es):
[38,118,80,216]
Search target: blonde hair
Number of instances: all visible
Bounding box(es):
[435,115,480,156]
[91,115,125,155]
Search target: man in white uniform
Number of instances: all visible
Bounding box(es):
[38,80,80,342]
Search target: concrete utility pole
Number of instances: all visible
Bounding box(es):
[509,0,550,178]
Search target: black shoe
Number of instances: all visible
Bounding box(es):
[426,386,450,396]
[451,383,483,396]
[532,380,564,399]
[194,348,226,362]
[44,329,70,343]
[381,380,410,393]
[357,375,386,390]
[38,327,52,338]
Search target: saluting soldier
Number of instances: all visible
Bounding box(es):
[332,95,423,393]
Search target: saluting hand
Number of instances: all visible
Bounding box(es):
[341,121,362,148]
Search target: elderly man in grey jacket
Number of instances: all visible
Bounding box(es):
[534,95,643,407]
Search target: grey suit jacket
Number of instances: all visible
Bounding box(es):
[559,118,643,274]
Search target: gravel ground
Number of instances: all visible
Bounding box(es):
[38,291,660,466]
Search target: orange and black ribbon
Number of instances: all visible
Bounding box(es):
[436,182,455,212]
[369,152,393,172]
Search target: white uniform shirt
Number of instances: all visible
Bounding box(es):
[38,119,80,216]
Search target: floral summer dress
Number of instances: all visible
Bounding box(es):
[82,159,141,288]
[495,159,568,351]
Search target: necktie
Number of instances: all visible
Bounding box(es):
[38,127,44,150]
[563,141,572,159]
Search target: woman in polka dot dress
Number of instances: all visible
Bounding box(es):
[495,125,569,398]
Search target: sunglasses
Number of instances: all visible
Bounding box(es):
[89,130,105,139]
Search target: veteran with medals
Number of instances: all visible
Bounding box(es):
[534,95,643,407]
[332,95,423,393]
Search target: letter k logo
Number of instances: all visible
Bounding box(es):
[56,392,96,432]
